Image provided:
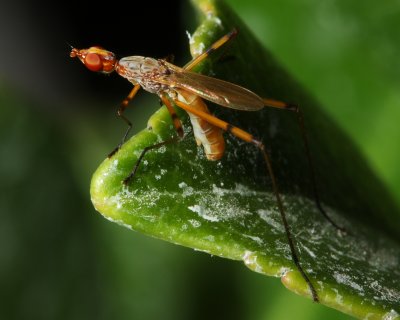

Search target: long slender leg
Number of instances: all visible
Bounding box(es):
[173,98,319,302]
[183,29,238,71]
[108,84,141,157]
[123,135,180,185]
[263,98,346,232]
[123,94,185,185]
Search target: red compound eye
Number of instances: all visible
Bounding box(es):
[84,52,103,71]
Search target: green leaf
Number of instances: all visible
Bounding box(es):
[90,0,400,319]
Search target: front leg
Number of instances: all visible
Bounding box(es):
[108,84,141,157]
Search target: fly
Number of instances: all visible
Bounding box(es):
[70,29,344,303]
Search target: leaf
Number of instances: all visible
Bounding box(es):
[90,0,400,319]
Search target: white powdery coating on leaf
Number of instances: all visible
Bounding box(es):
[204,235,215,242]
[257,209,284,233]
[107,192,124,209]
[116,187,164,210]
[212,183,263,197]
[243,234,264,246]
[300,243,317,259]
[368,245,399,271]
[382,309,399,320]
[179,182,195,198]
[102,158,120,177]
[140,215,157,223]
[103,215,132,230]
[243,250,255,263]
[370,280,400,303]
[242,250,263,273]
[188,205,219,222]
[333,272,363,292]
[182,183,264,223]
[278,266,291,277]
[178,182,187,188]
[188,219,201,228]
[332,288,344,305]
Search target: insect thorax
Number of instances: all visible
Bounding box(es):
[117,56,169,94]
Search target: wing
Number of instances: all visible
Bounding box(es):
[161,65,265,111]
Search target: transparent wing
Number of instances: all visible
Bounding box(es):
[162,67,265,111]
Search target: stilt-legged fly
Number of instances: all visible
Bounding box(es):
[70,29,344,302]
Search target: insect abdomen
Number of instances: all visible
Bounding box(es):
[177,90,225,160]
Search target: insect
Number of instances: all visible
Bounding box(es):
[70,29,343,302]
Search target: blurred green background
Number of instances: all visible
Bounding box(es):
[1,0,398,319]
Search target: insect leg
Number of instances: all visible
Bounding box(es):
[160,95,184,138]
[123,135,179,185]
[173,98,319,302]
[108,84,141,157]
[183,29,238,71]
[123,95,185,185]
[263,98,346,232]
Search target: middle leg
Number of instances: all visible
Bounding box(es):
[123,94,185,184]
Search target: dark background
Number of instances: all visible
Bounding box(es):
[1,1,189,111]
[1,0,398,319]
